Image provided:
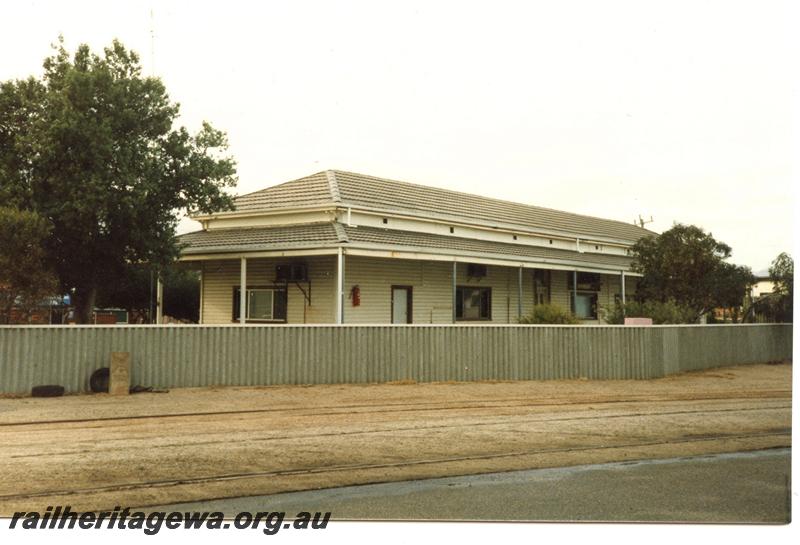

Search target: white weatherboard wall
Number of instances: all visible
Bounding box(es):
[200,255,634,324]
[343,257,541,324]
[0,325,791,394]
[201,256,336,324]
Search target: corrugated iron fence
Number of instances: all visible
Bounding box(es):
[0,324,792,394]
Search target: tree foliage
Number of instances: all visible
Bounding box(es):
[760,252,794,322]
[162,269,200,323]
[0,207,59,323]
[95,265,200,323]
[93,264,152,321]
[603,299,698,325]
[769,253,793,299]
[0,38,236,322]
[631,224,754,319]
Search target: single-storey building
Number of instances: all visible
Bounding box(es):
[176,170,652,324]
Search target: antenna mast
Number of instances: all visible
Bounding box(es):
[635,214,654,228]
[149,8,155,76]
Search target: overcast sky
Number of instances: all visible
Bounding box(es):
[2,0,796,271]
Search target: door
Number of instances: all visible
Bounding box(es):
[391,286,413,324]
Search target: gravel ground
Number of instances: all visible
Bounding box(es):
[0,362,790,514]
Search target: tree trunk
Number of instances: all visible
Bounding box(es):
[73,286,97,324]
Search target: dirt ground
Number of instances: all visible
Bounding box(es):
[0,362,791,514]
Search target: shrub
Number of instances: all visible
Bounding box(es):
[603,299,698,325]
[518,304,581,324]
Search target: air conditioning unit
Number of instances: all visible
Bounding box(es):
[276,263,308,282]
[290,263,308,282]
[467,264,487,278]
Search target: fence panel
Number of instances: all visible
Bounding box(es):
[0,324,792,394]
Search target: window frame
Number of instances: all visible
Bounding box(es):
[232,285,288,323]
[455,286,492,321]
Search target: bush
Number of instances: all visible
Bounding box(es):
[603,299,698,325]
[518,304,581,324]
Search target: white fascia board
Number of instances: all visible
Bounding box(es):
[205,212,336,230]
[343,245,641,276]
[179,247,340,262]
[340,206,641,247]
[191,205,337,222]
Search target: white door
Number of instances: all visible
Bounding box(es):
[391,286,411,324]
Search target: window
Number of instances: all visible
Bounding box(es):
[233,286,287,322]
[455,286,491,320]
[568,272,602,291]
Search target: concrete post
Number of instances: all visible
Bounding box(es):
[109,352,130,396]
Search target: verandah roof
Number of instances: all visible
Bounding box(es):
[178,222,635,272]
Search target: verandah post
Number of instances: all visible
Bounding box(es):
[239,256,247,325]
[452,261,457,324]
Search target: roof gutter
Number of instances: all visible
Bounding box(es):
[191,204,338,222]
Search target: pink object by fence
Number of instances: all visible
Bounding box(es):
[624,317,654,325]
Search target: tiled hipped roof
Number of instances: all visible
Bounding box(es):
[223,170,652,243]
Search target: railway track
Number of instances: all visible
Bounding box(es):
[3,403,791,460]
[0,388,790,428]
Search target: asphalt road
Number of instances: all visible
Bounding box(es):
[157,448,791,523]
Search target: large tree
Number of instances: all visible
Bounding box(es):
[0,38,236,322]
[0,206,59,323]
[631,224,754,320]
